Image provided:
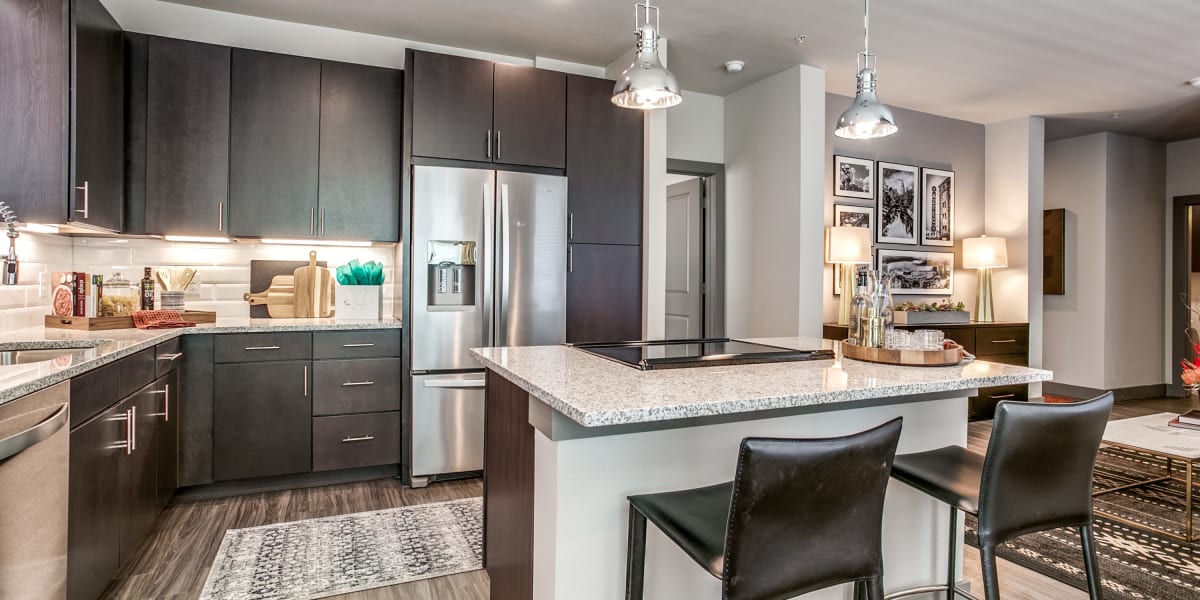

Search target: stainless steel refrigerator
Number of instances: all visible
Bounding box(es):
[408,165,566,486]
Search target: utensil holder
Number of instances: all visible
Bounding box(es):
[160,291,186,311]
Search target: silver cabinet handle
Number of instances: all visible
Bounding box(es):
[244,346,281,351]
[341,435,375,443]
[158,352,183,361]
[320,208,326,237]
[568,246,574,273]
[218,201,223,232]
[989,393,1017,400]
[495,129,501,159]
[310,207,316,236]
[342,381,375,387]
[991,339,1017,344]
[164,384,170,422]
[342,343,375,348]
[129,405,137,453]
[75,181,89,218]
[303,364,309,397]
[423,378,486,389]
[486,130,492,159]
[112,409,131,454]
[568,213,574,240]
[0,403,68,462]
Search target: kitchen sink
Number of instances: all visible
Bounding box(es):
[0,341,103,366]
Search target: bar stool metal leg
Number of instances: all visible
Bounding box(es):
[1080,525,1103,600]
[945,507,958,600]
[978,544,1000,600]
[626,506,647,600]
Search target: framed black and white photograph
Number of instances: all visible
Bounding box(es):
[876,162,920,245]
[877,249,954,296]
[834,156,874,199]
[832,205,874,295]
[920,168,955,246]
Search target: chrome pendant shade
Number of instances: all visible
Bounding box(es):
[612,1,682,110]
[834,0,898,139]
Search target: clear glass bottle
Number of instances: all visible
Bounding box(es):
[859,270,896,348]
[848,280,869,345]
[101,272,138,316]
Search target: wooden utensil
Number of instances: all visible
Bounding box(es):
[292,251,334,318]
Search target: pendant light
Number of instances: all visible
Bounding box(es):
[612,1,683,110]
[834,0,898,139]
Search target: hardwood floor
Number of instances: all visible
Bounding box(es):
[103,395,1198,600]
[102,477,487,600]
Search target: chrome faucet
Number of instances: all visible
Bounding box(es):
[0,202,18,285]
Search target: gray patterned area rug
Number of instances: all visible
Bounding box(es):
[200,497,483,600]
[965,447,1200,600]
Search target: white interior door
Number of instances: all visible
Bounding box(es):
[665,177,704,339]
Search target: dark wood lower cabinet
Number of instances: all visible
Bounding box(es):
[213,361,312,481]
[119,383,159,563]
[67,401,125,600]
[155,369,180,511]
[566,243,643,343]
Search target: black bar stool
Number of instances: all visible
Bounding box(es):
[625,418,903,600]
[886,392,1114,600]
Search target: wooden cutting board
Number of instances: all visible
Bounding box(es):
[244,275,295,318]
[292,251,335,318]
[248,260,324,318]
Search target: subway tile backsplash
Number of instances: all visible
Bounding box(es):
[0,234,399,335]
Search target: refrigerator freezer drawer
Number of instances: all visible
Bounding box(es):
[411,373,486,477]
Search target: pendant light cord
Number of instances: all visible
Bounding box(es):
[864,0,870,57]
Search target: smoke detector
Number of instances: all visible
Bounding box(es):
[724,60,745,74]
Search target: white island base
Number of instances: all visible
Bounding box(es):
[532,394,966,600]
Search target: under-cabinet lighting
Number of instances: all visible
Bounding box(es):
[19,223,60,234]
[163,235,233,244]
[260,238,373,248]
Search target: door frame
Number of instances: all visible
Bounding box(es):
[1170,195,1200,397]
[666,159,726,338]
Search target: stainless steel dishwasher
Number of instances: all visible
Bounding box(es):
[0,381,70,599]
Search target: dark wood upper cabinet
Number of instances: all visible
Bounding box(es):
[229,49,321,238]
[567,243,643,343]
[493,63,566,169]
[411,51,495,163]
[566,75,644,245]
[318,61,402,242]
[144,37,230,236]
[0,0,123,230]
[71,0,124,231]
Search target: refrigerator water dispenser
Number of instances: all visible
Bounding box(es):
[427,240,476,307]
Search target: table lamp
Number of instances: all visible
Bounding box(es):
[826,226,872,325]
[962,235,1008,323]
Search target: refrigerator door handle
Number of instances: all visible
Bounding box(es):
[422,376,487,389]
[497,184,512,346]
[481,180,496,348]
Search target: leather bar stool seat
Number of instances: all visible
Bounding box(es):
[886,393,1114,600]
[625,418,903,600]
[628,482,732,577]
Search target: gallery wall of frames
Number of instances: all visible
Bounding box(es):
[832,154,957,297]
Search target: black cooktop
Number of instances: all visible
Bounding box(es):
[569,338,834,370]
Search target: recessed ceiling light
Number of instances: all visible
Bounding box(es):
[724,60,745,73]
[794,35,808,44]
[1188,77,1200,88]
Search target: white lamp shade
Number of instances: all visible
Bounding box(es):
[962,236,1008,269]
[825,226,872,264]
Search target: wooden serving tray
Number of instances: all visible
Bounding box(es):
[841,340,964,367]
[45,311,217,331]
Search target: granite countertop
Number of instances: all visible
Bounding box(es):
[0,317,402,406]
[470,336,1053,427]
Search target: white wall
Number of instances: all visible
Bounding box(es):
[985,117,1045,374]
[1043,134,1108,387]
[667,91,724,164]
[1165,138,1200,384]
[822,94,986,324]
[724,65,825,338]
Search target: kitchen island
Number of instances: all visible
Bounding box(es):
[471,337,1052,600]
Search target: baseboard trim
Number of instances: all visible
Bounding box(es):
[172,464,401,503]
[1042,382,1167,402]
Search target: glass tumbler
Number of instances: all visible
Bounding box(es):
[913,329,945,351]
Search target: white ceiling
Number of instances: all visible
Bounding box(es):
[166,0,1200,139]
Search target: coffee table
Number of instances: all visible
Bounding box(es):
[1095,412,1200,542]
